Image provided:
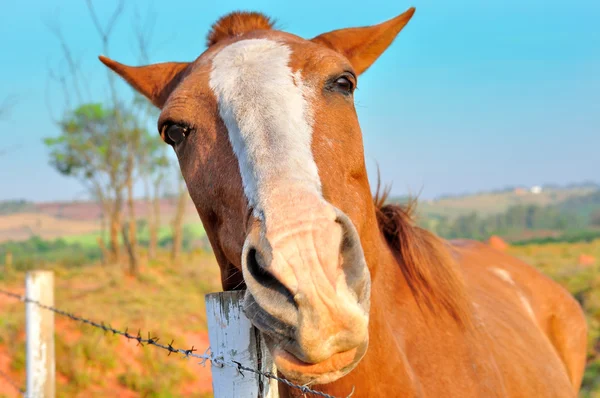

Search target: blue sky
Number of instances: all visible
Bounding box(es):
[0,0,598,202]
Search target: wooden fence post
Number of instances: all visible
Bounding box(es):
[26,271,55,398]
[206,291,279,398]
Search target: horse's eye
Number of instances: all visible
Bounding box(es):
[164,124,188,145]
[334,76,354,93]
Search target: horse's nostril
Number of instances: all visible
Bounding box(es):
[336,215,355,254]
[247,247,270,283]
[246,247,297,307]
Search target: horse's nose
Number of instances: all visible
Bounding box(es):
[241,201,371,364]
[244,206,369,303]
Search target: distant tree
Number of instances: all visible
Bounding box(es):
[44,0,173,274]
[591,209,600,228]
[132,90,171,261]
[140,131,170,260]
[171,172,190,263]
[44,103,136,263]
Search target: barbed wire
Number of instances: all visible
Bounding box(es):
[0,288,342,398]
[0,368,25,396]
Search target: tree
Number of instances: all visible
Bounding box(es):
[591,209,600,228]
[138,129,170,260]
[130,11,173,262]
[44,0,170,275]
[44,103,136,263]
[171,172,189,263]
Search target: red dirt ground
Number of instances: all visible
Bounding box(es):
[0,328,213,397]
[180,331,213,396]
[0,345,23,398]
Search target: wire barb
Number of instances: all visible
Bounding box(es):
[232,360,245,378]
[136,329,144,347]
[0,288,342,398]
[184,344,196,357]
[166,340,176,356]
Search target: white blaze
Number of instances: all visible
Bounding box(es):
[209,39,321,217]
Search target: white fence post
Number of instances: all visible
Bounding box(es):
[26,271,55,398]
[206,291,279,398]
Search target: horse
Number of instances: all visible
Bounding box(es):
[100,8,588,397]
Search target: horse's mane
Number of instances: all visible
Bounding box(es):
[373,180,473,328]
[207,11,276,47]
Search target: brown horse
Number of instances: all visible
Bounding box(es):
[100,8,588,397]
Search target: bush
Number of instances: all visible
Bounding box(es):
[0,235,102,270]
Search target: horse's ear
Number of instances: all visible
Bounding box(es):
[311,7,415,75]
[98,56,190,109]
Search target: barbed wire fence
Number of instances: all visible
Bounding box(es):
[0,286,344,398]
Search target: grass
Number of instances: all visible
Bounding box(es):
[511,228,600,246]
[61,222,206,248]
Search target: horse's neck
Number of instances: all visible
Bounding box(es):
[350,237,504,398]
[316,238,427,397]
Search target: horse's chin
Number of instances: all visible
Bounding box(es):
[270,340,368,386]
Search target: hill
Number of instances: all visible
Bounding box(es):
[403,185,599,220]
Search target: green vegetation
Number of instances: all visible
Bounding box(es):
[511,229,600,246]
[408,188,600,244]
[58,222,206,249]
[413,185,598,220]
[0,236,102,270]
[0,222,207,272]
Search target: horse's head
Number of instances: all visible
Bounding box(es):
[100,8,415,385]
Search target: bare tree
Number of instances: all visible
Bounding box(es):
[44,1,177,273]
[131,6,172,261]
[171,172,189,262]
[591,209,600,228]
[43,0,144,272]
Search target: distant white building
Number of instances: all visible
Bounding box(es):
[530,185,543,194]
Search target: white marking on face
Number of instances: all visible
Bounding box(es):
[209,39,321,217]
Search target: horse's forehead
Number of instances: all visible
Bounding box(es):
[191,30,338,78]
[205,36,323,211]
[209,38,296,76]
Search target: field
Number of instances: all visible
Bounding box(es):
[0,189,600,397]
[0,250,222,398]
